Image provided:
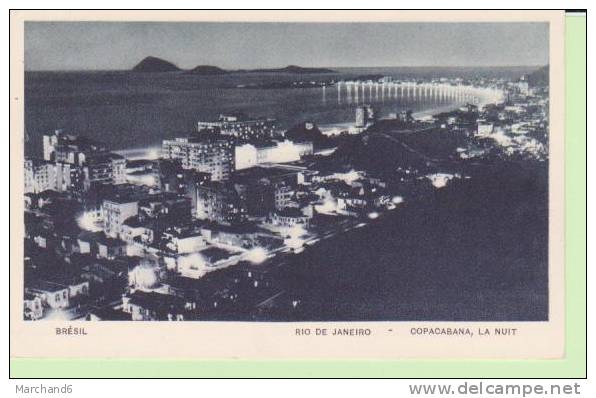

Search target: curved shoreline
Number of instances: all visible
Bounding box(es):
[114,86,503,159]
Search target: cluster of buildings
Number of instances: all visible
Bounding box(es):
[23,69,548,321]
[472,76,549,160]
[412,74,549,162]
[25,130,126,194]
[23,110,397,321]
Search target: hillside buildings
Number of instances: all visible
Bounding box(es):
[24,158,78,194]
[29,129,127,193]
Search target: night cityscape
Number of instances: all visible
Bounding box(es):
[22,22,550,322]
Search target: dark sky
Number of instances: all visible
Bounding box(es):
[24,22,549,71]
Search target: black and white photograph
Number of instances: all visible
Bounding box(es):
[20,17,553,325]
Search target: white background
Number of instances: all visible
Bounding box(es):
[1,1,591,396]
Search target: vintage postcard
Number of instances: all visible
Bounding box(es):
[10,10,565,359]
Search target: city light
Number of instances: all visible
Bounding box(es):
[147,148,161,160]
[367,211,379,220]
[427,173,456,189]
[315,198,338,215]
[126,173,158,187]
[288,225,306,239]
[285,225,307,252]
[76,212,103,232]
[246,247,268,264]
[179,253,206,269]
[338,169,361,185]
[114,146,161,160]
[129,264,159,289]
[178,253,208,278]
[315,147,337,156]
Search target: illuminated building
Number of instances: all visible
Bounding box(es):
[42,129,107,164]
[270,207,312,229]
[399,110,413,123]
[24,158,79,194]
[235,139,313,170]
[194,182,246,225]
[162,228,206,254]
[24,276,88,311]
[138,194,192,224]
[41,130,126,191]
[24,293,44,320]
[200,222,266,249]
[122,291,195,321]
[197,113,278,141]
[476,121,495,137]
[232,165,303,217]
[25,280,70,310]
[162,136,234,181]
[102,197,140,239]
[355,105,375,128]
[97,235,127,259]
[119,193,192,245]
[120,217,156,247]
[82,152,127,190]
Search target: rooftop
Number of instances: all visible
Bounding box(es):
[85,152,124,164]
[50,131,107,152]
[26,279,69,293]
[210,222,262,235]
[126,159,156,169]
[275,207,307,218]
[232,165,301,182]
[200,247,240,263]
[89,307,132,321]
[126,291,189,313]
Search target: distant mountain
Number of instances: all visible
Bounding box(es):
[525,65,549,87]
[131,58,335,75]
[132,56,181,73]
[188,65,228,75]
[246,65,336,74]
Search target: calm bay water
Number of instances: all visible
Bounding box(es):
[24,66,534,156]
